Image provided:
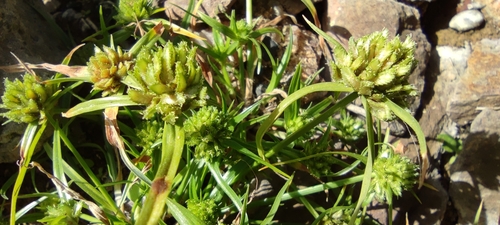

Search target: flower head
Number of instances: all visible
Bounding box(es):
[124,41,207,123]
[184,106,230,161]
[114,0,153,24]
[368,150,419,202]
[330,29,418,121]
[87,45,132,96]
[186,198,218,225]
[0,73,55,123]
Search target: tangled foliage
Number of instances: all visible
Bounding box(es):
[0,73,55,123]
[184,106,230,161]
[330,29,417,121]
[331,111,366,143]
[88,45,133,96]
[37,198,80,224]
[124,41,207,123]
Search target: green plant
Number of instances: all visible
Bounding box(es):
[0,0,427,224]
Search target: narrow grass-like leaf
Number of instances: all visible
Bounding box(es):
[14,194,50,221]
[11,122,44,224]
[267,92,358,158]
[206,160,244,212]
[198,12,237,40]
[303,18,347,57]
[50,129,69,200]
[385,98,428,188]
[267,27,293,93]
[62,95,140,118]
[256,82,353,158]
[228,139,291,179]
[261,174,294,225]
[223,175,364,213]
[473,199,484,225]
[349,96,374,225]
[166,198,205,225]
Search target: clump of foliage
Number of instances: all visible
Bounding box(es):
[0,0,428,225]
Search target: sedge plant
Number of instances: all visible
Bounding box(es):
[0,0,428,224]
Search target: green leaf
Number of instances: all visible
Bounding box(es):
[260,174,294,225]
[198,12,237,40]
[385,98,427,187]
[166,198,205,225]
[62,95,141,118]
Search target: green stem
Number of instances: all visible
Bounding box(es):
[135,122,185,225]
[11,122,46,224]
[349,96,375,225]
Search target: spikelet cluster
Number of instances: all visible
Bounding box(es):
[114,0,153,24]
[124,41,206,123]
[330,29,418,121]
[0,73,55,123]
[87,45,132,96]
[184,106,229,161]
[368,151,419,202]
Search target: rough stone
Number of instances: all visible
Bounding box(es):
[446,38,500,125]
[474,0,500,24]
[449,109,500,225]
[164,0,237,21]
[0,0,67,163]
[449,10,485,32]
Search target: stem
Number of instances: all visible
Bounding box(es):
[11,122,46,224]
[349,96,375,225]
[135,122,185,225]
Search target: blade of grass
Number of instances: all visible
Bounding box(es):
[10,122,45,225]
[166,198,205,225]
[62,95,140,118]
[260,174,295,225]
[385,98,428,188]
[256,82,353,159]
[349,96,375,225]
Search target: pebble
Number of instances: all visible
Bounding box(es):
[449,9,485,32]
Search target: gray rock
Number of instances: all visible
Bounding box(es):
[449,10,484,32]
[0,0,67,163]
[446,39,500,125]
[449,109,500,225]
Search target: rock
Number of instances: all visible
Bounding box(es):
[366,177,448,225]
[0,0,67,163]
[164,0,236,21]
[449,108,500,225]
[474,0,500,24]
[322,0,430,135]
[446,38,500,125]
[449,10,484,32]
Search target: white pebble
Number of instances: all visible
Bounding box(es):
[449,10,484,32]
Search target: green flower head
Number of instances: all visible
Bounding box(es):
[124,41,207,123]
[330,29,418,121]
[114,0,153,24]
[184,106,230,161]
[186,198,219,225]
[87,45,133,96]
[0,73,55,124]
[368,150,419,203]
